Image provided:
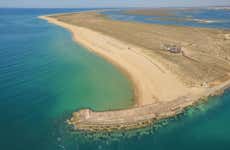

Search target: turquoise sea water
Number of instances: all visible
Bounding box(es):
[0,8,133,150]
[0,8,230,150]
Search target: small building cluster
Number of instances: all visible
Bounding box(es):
[161,44,182,53]
[201,82,208,87]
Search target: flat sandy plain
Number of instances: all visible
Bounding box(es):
[40,10,230,131]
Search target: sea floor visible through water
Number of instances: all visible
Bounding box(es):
[0,8,230,150]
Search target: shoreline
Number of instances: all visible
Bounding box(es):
[39,15,200,106]
[39,15,140,106]
[39,12,230,131]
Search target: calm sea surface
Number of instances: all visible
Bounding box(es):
[0,8,230,150]
[103,8,230,29]
[0,8,133,150]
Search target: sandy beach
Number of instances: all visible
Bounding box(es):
[40,15,203,105]
[39,11,230,131]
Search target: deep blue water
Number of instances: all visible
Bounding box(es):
[103,8,230,29]
[0,8,230,150]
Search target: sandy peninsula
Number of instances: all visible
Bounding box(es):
[39,11,230,131]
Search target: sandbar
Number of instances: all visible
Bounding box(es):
[39,11,230,131]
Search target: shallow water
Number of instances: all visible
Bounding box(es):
[0,8,133,150]
[103,8,230,29]
[0,8,230,150]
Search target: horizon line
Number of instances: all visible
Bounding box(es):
[0,5,230,9]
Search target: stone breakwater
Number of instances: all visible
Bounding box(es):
[67,97,196,131]
[68,79,230,132]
